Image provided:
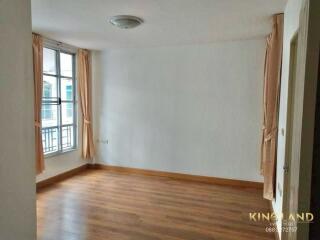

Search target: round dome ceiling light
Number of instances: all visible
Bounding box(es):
[109,15,143,29]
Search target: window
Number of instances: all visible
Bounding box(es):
[42,47,77,155]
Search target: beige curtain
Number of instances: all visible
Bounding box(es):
[261,14,284,200]
[32,33,45,174]
[77,49,95,159]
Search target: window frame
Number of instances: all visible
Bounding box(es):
[42,43,78,158]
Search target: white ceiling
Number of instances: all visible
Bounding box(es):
[32,0,287,50]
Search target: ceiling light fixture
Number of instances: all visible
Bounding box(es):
[109,15,143,29]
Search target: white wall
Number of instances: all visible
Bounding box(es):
[0,0,36,239]
[92,39,265,182]
[273,0,304,236]
[36,149,87,182]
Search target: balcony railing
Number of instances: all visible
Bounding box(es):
[42,125,74,154]
[42,126,58,154]
[62,125,73,149]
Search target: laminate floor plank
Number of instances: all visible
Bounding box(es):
[37,169,274,240]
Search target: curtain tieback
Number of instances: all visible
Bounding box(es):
[34,121,41,128]
[84,118,91,124]
[264,127,278,142]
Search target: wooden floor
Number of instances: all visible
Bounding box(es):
[37,169,274,240]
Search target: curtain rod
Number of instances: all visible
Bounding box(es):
[42,36,78,53]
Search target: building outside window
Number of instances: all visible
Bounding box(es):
[42,82,53,119]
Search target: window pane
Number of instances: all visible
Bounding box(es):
[43,75,58,100]
[62,125,74,150]
[43,48,56,75]
[61,102,73,125]
[60,52,73,77]
[42,104,58,128]
[42,127,59,154]
[61,78,73,101]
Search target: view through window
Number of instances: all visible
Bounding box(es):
[42,47,77,155]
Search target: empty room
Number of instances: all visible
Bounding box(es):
[1,0,320,240]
